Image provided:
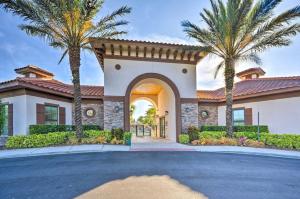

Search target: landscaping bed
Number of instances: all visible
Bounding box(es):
[4,129,132,149]
[179,126,300,151]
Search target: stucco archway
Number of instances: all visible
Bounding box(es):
[124,73,181,141]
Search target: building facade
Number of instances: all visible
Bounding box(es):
[1,38,300,141]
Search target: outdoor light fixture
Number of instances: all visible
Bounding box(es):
[165,111,169,115]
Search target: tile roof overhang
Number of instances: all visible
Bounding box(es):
[198,76,300,103]
[0,78,104,100]
[15,65,54,78]
[89,38,208,70]
[236,67,266,78]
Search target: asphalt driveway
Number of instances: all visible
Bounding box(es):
[0,152,299,199]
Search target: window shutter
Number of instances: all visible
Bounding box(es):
[245,108,253,125]
[59,107,66,125]
[36,104,45,124]
[8,104,13,136]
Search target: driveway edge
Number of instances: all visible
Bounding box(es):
[1,145,300,159]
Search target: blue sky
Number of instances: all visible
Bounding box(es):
[1,0,300,89]
[0,0,300,118]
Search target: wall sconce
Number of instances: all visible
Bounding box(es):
[114,106,121,113]
[165,111,169,115]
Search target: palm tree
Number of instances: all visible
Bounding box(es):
[182,0,300,137]
[0,0,131,139]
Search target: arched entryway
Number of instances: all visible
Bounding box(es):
[124,73,181,142]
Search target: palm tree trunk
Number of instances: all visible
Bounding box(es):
[69,46,83,140]
[224,59,235,137]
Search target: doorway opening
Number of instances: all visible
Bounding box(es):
[126,76,178,142]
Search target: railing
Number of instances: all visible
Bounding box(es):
[130,125,157,137]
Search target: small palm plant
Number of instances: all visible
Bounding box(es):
[0,0,131,139]
[182,0,300,137]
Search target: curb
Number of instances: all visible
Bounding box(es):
[196,150,300,160]
[1,147,300,160]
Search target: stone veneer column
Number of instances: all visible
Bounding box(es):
[104,100,124,130]
[181,103,199,133]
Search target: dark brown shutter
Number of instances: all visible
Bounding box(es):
[36,104,45,124]
[59,107,66,125]
[8,104,13,136]
[245,108,253,125]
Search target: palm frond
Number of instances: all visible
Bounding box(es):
[58,49,68,64]
[214,61,224,79]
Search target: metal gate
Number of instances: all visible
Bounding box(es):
[130,125,157,137]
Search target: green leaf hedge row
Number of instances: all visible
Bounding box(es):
[6,130,132,149]
[200,125,269,133]
[29,125,101,135]
[5,132,73,149]
[180,131,300,150]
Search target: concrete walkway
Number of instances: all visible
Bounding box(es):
[1,143,300,159]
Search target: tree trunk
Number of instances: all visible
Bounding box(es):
[69,46,83,140]
[224,59,235,137]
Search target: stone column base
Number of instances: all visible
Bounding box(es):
[181,103,199,133]
[104,100,124,130]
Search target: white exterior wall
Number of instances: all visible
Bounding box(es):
[104,59,197,98]
[218,97,300,134]
[1,95,73,135]
[157,82,176,141]
[2,95,27,136]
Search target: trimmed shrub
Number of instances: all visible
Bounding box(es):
[111,128,124,140]
[179,134,189,144]
[244,139,265,148]
[187,126,200,142]
[5,132,72,149]
[198,131,226,139]
[199,137,238,146]
[84,130,112,143]
[200,125,269,133]
[234,132,268,140]
[264,134,300,150]
[123,132,132,145]
[29,124,101,134]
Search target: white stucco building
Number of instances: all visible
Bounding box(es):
[1,38,300,141]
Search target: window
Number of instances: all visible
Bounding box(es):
[44,105,58,125]
[233,109,245,126]
[0,104,8,136]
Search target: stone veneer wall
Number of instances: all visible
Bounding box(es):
[181,103,199,132]
[82,103,104,128]
[198,104,218,127]
[104,100,124,130]
[72,102,104,128]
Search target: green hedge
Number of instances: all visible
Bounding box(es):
[234,132,268,140]
[200,125,269,133]
[29,125,101,134]
[187,126,200,142]
[5,132,73,149]
[123,132,132,145]
[199,131,227,139]
[264,134,300,150]
[83,130,112,143]
[179,134,189,144]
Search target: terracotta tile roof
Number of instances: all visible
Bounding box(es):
[89,37,198,47]
[198,76,300,102]
[236,67,266,77]
[0,78,104,99]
